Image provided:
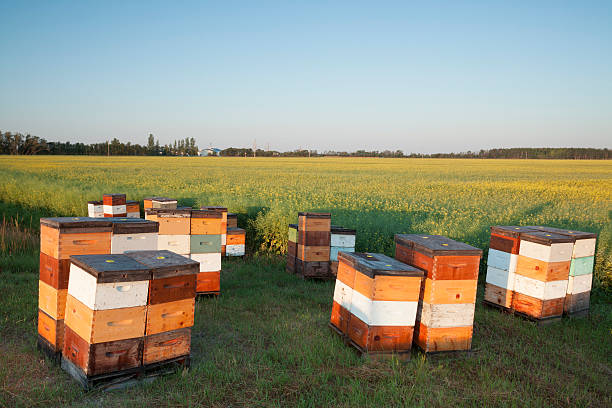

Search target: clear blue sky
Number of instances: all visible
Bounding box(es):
[1,1,610,153]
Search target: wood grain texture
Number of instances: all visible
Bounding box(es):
[63,325,143,376]
[414,323,473,352]
[489,233,519,254]
[515,256,570,282]
[64,295,146,343]
[143,327,191,365]
[512,292,564,318]
[333,280,353,310]
[337,261,356,287]
[146,298,195,335]
[567,274,592,294]
[484,283,513,309]
[297,245,330,262]
[38,309,64,351]
[148,275,196,305]
[38,280,67,320]
[40,225,111,259]
[330,301,350,334]
[286,254,296,273]
[39,252,70,289]
[518,240,573,263]
[572,238,596,258]
[395,244,479,280]
[298,216,331,232]
[421,278,477,305]
[157,218,191,235]
[347,314,414,352]
[417,301,475,328]
[564,292,590,314]
[295,259,331,278]
[513,275,567,300]
[196,271,220,293]
[227,213,238,229]
[485,266,515,290]
[297,230,331,246]
[349,290,418,326]
[190,218,223,235]
[226,229,246,245]
[352,273,422,302]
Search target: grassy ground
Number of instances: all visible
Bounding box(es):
[1,255,611,407]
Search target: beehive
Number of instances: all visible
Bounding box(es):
[227,213,238,229]
[155,209,191,256]
[190,209,223,295]
[38,217,112,356]
[126,201,141,218]
[286,224,298,273]
[103,194,127,218]
[109,218,159,254]
[226,228,246,257]
[529,227,596,316]
[513,231,573,321]
[296,212,331,278]
[144,197,178,210]
[331,252,424,357]
[395,234,482,353]
[330,226,356,276]
[87,201,103,218]
[62,251,197,388]
[484,226,537,310]
[201,206,227,254]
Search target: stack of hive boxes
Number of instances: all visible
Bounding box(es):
[296,212,331,278]
[110,218,159,254]
[330,226,356,276]
[330,252,423,358]
[512,230,573,322]
[38,217,113,358]
[126,201,141,218]
[87,201,103,218]
[535,227,597,316]
[201,207,227,254]
[62,250,197,389]
[103,194,127,218]
[190,209,223,295]
[484,226,536,310]
[286,224,298,273]
[394,234,482,353]
[226,228,246,256]
[227,213,238,229]
[155,208,192,256]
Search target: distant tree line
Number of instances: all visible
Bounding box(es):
[0,131,199,156]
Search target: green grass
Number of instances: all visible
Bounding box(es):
[0,156,611,406]
[1,257,611,407]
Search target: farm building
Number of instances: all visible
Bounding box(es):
[199,148,221,157]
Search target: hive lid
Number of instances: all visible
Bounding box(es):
[532,226,597,240]
[40,217,113,232]
[337,252,424,278]
[331,225,356,235]
[156,209,192,218]
[109,218,159,234]
[126,200,139,205]
[227,227,245,235]
[125,250,199,279]
[87,200,102,205]
[297,212,331,218]
[191,209,223,219]
[227,213,237,218]
[288,224,298,230]
[200,206,228,212]
[70,254,151,283]
[489,225,539,238]
[519,231,575,245]
[394,234,483,257]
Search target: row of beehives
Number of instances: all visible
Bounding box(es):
[87,194,142,218]
[484,226,596,320]
[286,212,356,279]
[37,216,202,389]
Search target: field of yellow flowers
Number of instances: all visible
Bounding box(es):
[0,156,610,287]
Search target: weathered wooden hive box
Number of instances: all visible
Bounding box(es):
[484,226,537,310]
[144,197,178,210]
[330,226,356,276]
[331,252,424,358]
[103,194,127,218]
[190,209,223,295]
[126,201,141,218]
[200,206,228,254]
[296,212,332,278]
[87,201,103,218]
[286,224,298,273]
[394,234,482,353]
[110,218,159,254]
[534,226,596,316]
[513,231,573,321]
[226,227,246,256]
[227,213,238,229]
[38,217,113,357]
[62,251,197,389]
[156,209,191,255]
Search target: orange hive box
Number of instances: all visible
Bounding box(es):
[226,227,245,257]
[330,252,424,359]
[103,194,127,218]
[394,234,482,353]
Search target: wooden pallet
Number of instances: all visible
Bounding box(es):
[37,335,61,363]
[415,347,477,359]
[482,300,562,325]
[565,309,589,319]
[61,355,190,391]
[297,273,335,281]
[328,322,410,361]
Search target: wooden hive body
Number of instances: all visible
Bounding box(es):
[286,224,298,273]
[87,201,103,218]
[110,219,159,254]
[226,227,246,256]
[126,201,141,218]
[157,209,192,235]
[295,213,333,278]
[191,209,223,235]
[332,252,424,354]
[395,234,481,353]
[103,194,127,217]
[227,213,238,229]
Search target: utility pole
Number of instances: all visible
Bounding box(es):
[253,139,256,158]
[107,140,109,156]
